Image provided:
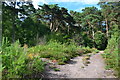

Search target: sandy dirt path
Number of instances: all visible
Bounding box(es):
[43,51,116,78]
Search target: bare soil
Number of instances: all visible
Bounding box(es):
[42,51,116,78]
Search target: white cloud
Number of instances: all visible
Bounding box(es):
[32,0,48,9]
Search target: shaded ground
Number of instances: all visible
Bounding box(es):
[42,51,116,78]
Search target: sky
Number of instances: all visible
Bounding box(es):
[32,0,101,12]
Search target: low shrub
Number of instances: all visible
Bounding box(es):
[28,40,79,63]
[94,31,107,50]
[28,40,96,64]
[2,40,27,78]
[102,26,119,77]
[81,47,93,54]
[2,38,45,78]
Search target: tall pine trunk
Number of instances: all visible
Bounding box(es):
[91,24,95,48]
[12,1,16,43]
[50,22,53,31]
[105,19,109,37]
[50,14,54,32]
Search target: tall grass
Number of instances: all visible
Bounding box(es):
[28,40,96,64]
[2,37,45,78]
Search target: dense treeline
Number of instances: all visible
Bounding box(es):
[2,2,119,49]
[1,1,120,78]
[2,2,119,50]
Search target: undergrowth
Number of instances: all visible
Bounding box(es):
[28,40,98,64]
[2,38,98,78]
[102,25,119,77]
[2,38,45,78]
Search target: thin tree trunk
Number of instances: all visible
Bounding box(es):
[92,30,95,39]
[54,22,59,32]
[55,21,61,32]
[50,22,53,31]
[36,32,39,45]
[12,1,16,43]
[55,27,58,32]
[105,19,109,37]
[68,26,70,35]
[50,14,54,32]
[91,25,95,48]
[91,25,95,39]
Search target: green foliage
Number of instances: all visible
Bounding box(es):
[2,38,45,78]
[94,31,107,50]
[2,40,27,78]
[102,25,119,77]
[54,68,60,71]
[82,33,94,48]
[26,57,45,75]
[81,47,96,54]
[28,40,78,64]
[28,40,96,64]
[70,33,94,48]
[2,1,120,78]
[92,48,99,53]
[46,33,66,43]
